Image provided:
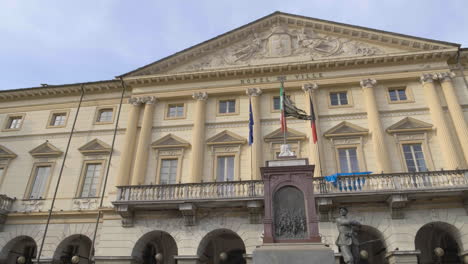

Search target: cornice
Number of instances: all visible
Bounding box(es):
[124,49,457,86]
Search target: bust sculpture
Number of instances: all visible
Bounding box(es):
[335,207,361,264]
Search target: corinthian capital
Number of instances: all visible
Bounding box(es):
[302,83,318,93]
[246,88,262,97]
[192,92,208,101]
[420,73,437,84]
[127,97,143,106]
[436,72,456,83]
[139,96,156,105]
[360,78,377,88]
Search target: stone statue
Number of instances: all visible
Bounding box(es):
[335,207,361,264]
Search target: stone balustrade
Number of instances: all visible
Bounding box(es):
[0,194,14,231]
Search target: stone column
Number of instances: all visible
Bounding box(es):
[190,92,208,183]
[420,74,462,169]
[246,88,263,180]
[302,83,322,176]
[437,72,468,166]
[131,96,156,185]
[116,97,142,186]
[360,79,392,173]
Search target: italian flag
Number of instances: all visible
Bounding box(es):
[280,82,287,133]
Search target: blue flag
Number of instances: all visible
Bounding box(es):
[249,97,254,145]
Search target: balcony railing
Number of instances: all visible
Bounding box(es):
[312,169,468,195]
[0,194,14,212]
[116,180,264,202]
[115,170,468,203]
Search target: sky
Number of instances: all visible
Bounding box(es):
[1,0,467,90]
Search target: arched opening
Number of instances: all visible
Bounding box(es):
[273,186,307,240]
[197,229,246,264]
[0,236,37,264]
[415,222,461,264]
[131,231,178,264]
[356,225,387,264]
[52,234,93,264]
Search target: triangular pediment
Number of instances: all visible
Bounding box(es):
[324,121,368,138]
[29,141,63,157]
[122,12,458,77]
[152,134,190,149]
[0,145,17,159]
[264,128,307,142]
[79,139,112,155]
[207,130,246,145]
[386,117,433,133]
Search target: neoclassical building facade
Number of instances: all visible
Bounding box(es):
[0,11,467,264]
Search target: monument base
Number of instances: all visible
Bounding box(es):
[253,243,335,264]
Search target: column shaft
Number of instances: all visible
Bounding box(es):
[421,74,461,169]
[302,83,322,176]
[131,96,156,185]
[360,79,392,173]
[438,72,468,165]
[247,88,263,180]
[116,99,141,186]
[190,92,208,183]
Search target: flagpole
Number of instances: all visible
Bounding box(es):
[308,88,323,176]
[278,76,287,145]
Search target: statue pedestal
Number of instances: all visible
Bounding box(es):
[252,159,334,264]
[253,243,334,264]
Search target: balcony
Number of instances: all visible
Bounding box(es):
[113,170,468,226]
[0,194,15,231]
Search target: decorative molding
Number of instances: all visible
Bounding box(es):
[435,72,456,83]
[380,109,430,117]
[127,97,144,106]
[324,121,369,138]
[115,204,134,227]
[0,145,17,159]
[360,78,377,88]
[420,73,437,84]
[206,130,246,145]
[264,128,306,142]
[302,83,318,93]
[78,139,112,155]
[154,124,193,132]
[319,113,368,121]
[21,199,44,212]
[152,134,191,149]
[192,92,208,101]
[246,87,262,97]
[73,198,98,210]
[247,200,263,224]
[206,121,248,129]
[29,141,63,158]
[386,194,408,219]
[179,203,197,226]
[386,117,433,134]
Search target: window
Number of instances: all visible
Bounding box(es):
[95,108,114,124]
[338,148,359,173]
[159,159,178,184]
[219,100,236,114]
[50,113,67,127]
[5,116,23,130]
[167,104,185,118]
[29,166,51,199]
[80,163,102,197]
[272,95,292,111]
[216,156,234,181]
[389,88,408,102]
[330,92,348,106]
[402,143,427,172]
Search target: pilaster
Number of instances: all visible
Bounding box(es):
[420,74,462,169]
[116,97,142,186]
[360,79,392,173]
[190,92,208,183]
[246,88,263,180]
[437,72,468,166]
[131,96,156,185]
[302,83,322,176]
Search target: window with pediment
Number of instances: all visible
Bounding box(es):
[207,130,246,182]
[152,134,190,184]
[0,145,17,189]
[386,117,434,172]
[25,141,63,199]
[263,128,306,160]
[76,139,111,198]
[324,121,369,173]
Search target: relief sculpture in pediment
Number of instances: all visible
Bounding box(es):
[176,25,391,73]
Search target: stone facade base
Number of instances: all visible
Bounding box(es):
[173,255,199,264]
[385,250,420,264]
[94,256,133,264]
[253,243,334,264]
